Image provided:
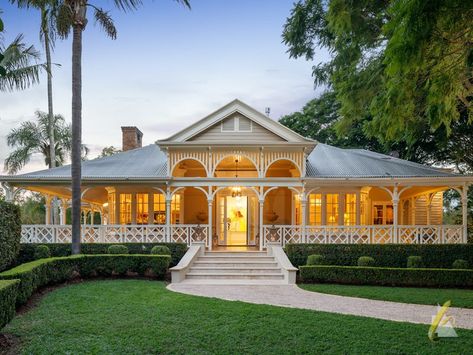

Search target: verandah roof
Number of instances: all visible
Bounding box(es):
[0,142,465,183]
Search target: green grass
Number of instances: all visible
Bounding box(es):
[4,280,473,354]
[300,283,473,308]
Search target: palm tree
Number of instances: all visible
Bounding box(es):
[4,110,88,174]
[12,0,60,170]
[56,0,190,255]
[0,34,44,91]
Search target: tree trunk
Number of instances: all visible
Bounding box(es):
[71,24,82,255]
[43,15,59,225]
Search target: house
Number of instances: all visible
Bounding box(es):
[1,99,471,250]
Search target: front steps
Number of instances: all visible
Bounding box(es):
[171,244,297,285]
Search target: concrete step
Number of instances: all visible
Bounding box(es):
[204,252,267,257]
[186,272,284,280]
[192,261,279,268]
[197,256,275,263]
[179,279,287,285]
[189,267,282,274]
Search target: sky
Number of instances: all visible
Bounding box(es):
[0,0,328,174]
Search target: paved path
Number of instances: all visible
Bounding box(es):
[168,284,473,330]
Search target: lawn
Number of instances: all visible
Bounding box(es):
[4,280,473,354]
[299,283,473,309]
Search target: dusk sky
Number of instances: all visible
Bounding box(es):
[1,0,328,174]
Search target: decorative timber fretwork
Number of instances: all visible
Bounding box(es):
[167,148,305,178]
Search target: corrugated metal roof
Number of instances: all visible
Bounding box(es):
[306,144,458,178]
[14,144,167,179]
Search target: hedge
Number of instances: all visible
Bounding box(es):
[0,201,21,271]
[300,265,473,288]
[285,244,473,268]
[0,280,19,329]
[17,243,187,267]
[0,255,171,306]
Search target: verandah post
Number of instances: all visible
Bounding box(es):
[392,186,399,243]
[461,184,469,243]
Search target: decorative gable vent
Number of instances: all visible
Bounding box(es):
[238,117,252,132]
[221,117,235,132]
[221,115,252,132]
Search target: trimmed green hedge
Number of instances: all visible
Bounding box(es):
[0,255,171,305]
[0,201,21,271]
[300,265,473,288]
[0,280,19,329]
[286,244,473,268]
[17,243,187,267]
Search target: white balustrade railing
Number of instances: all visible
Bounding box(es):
[21,224,463,246]
[263,224,464,246]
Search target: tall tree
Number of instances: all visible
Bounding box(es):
[282,0,473,153]
[12,0,60,170]
[0,34,44,91]
[55,0,190,254]
[4,110,88,174]
[98,146,121,158]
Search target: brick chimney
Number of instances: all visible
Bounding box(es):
[121,126,143,151]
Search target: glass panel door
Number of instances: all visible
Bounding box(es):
[226,196,247,245]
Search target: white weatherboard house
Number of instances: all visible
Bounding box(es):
[1,100,472,284]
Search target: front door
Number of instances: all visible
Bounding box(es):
[217,194,257,246]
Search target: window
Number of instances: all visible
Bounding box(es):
[108,192,116,224]
[136,193,148,224]
[153,193,181,224]
[360,193,368,225]
[119,193,132,224]
[326,194,339,225]
[171,194,181,224]
[309,193,322,225]
[153,193,166,224]
[344,194,357,225]
[372,203,393,225]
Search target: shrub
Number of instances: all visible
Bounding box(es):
[0,201,21,271]
[452,259,469,269]
[306,254,325,265]
[0,255,171,306]
[357,256,375,267]
[34,245,51,260]
[108,245,129,254]
[284,244,473,268]
[0,280,19,329]
[151,245,171,255]
[407,256,423,268]
[17,243,187,267]
[299,265,473,288]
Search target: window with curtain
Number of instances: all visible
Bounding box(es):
[153,193,166,224]
[309,193,322,225]
[171,194,181,224]
[119,193,132,224]
[136,193,148,224]
[344,194,357,225]
[326,194,339,225]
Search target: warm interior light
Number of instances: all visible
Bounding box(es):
[102,202,109,207]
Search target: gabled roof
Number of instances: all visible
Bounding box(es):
[306,144,459,178]
[158,99,316,145]
[2,145,167,182]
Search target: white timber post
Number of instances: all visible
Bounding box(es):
[131,193,137,224]
[44,195,52,225]
[392,186,399,243]
[410,197,416,225]
[90,206,94,225]
[166,187,172,243]
[208,198,213,250]
[148,192,154,225]
[59,199,68,225]
[259,198,264,251]
[338,193,345,225]
[461,185,469,243]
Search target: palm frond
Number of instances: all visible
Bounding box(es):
[0,34,45,91]
[112,0,143,12]
[4,146,36,174]
[94,8,117,39]
[56,3,73,38]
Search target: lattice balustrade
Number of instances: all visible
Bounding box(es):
[442,226,463,243]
